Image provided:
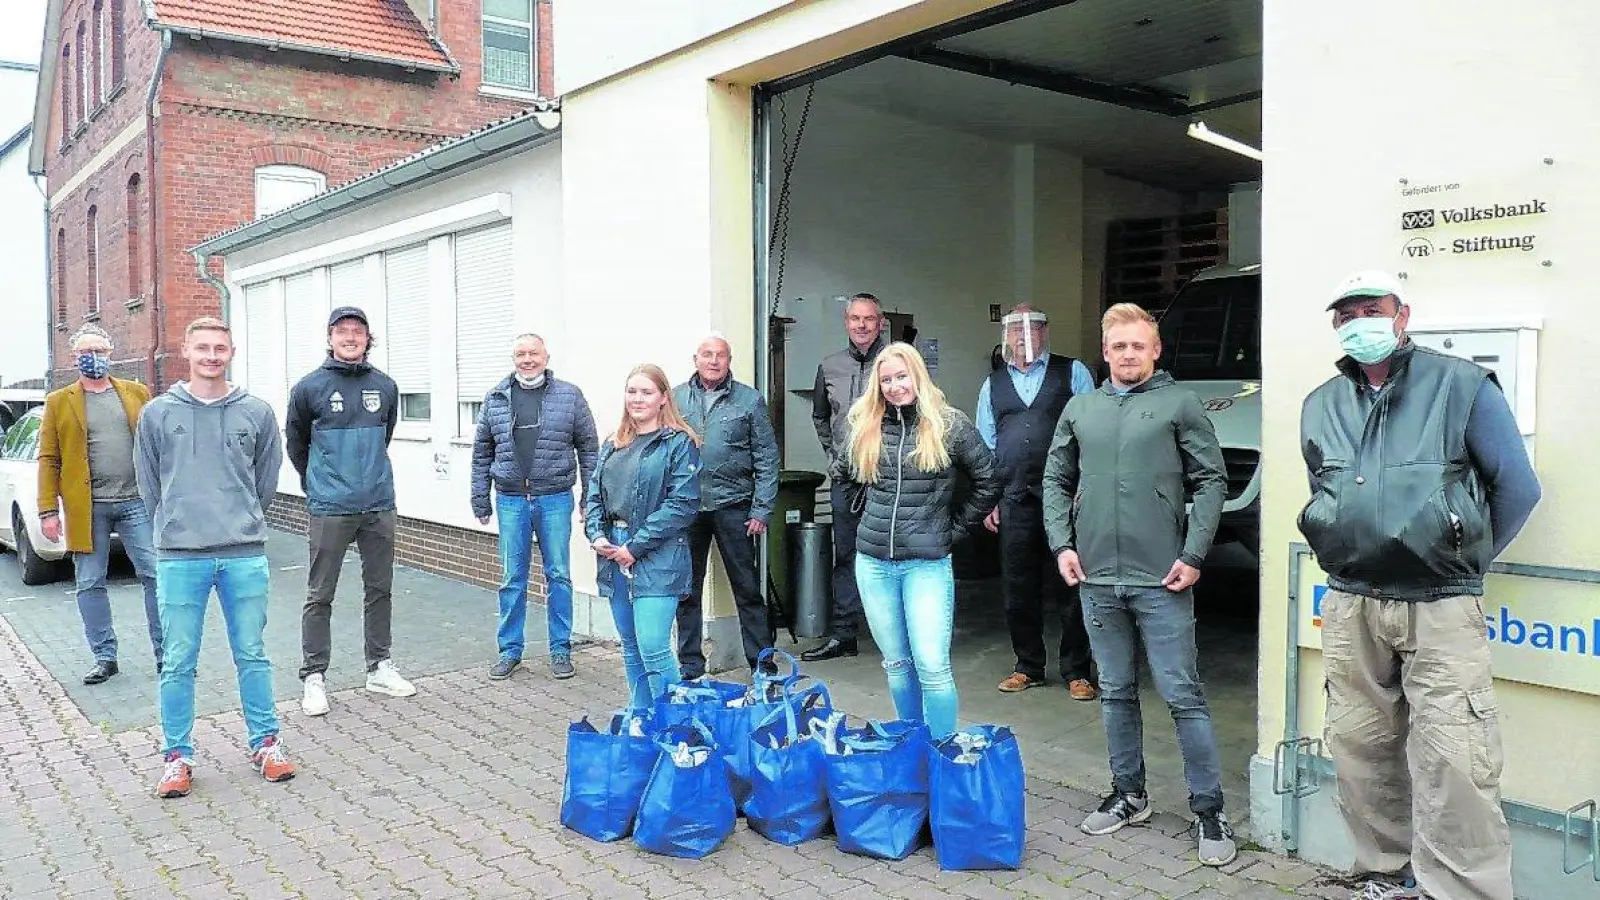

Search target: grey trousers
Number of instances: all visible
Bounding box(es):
[299,510,396,679]
[1321,589,1512,900]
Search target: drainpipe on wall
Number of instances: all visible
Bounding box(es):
[145,30,172,388]
[34,173,51,387]
[191,248,228,321]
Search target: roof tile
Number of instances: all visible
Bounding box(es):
[152,0,454,71]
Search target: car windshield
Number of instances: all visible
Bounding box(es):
[1158,274,1261,381]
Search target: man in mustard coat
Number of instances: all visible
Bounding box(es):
[38,325,161,684]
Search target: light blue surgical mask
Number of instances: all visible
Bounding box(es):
[1336,317,1400,365]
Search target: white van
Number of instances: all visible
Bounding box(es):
[1156,264,1262,563]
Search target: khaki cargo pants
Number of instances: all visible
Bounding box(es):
[1321,590,1512,900]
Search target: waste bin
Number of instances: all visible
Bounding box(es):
[767,470,826,629]
[788,522,833,639]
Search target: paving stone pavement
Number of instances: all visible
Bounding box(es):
[0,615,1357,900]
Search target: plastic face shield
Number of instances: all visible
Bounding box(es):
[1000,310,1049,366]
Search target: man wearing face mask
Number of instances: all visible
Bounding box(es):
[37,324,162,684]
[286,307,412,718]
[975,305,1099,700]
[471,333,599,682]
[1298,271,1541,900]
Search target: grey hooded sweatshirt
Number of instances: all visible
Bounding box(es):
[135,383,283,559]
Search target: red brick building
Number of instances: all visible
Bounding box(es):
[29,0,554,387]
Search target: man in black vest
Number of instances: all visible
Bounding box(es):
[977,305,1098,699]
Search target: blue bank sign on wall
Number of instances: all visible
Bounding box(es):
[1298,554,1600,698]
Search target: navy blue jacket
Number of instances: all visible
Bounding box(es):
[286,357,397,516]
[583,428,700,599]
[470,371,599,519]
[672,375,780,521]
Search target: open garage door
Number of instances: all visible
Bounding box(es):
[755,0,1264,831]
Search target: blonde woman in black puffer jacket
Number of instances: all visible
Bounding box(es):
[833,341,1000,739]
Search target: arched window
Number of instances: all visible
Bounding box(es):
[55,228,67,323]
[90,0,103,107]
[126,174,142,298]
[86,206,100,316]
[109,0,126,87]
[74,23,87,121]
[254,164,326,218]
[60,46,71,133]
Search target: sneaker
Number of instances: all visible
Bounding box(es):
[156,751,192,799]
[1080,791,1152,835]
[1067,678,1099,701]
[1352,881,1423,900]
[489,658,521,680]
[1195,810,1238,867]
[251,737,297,783]
[366,660,417,697]
[301,673,330,717]
[550,656,575,680]
[998,672,1044,693]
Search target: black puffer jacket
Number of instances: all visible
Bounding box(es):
[842,405,1000,562]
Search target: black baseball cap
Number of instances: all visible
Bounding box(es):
[328,306,369,328]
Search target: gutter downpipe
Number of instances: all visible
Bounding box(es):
[145,30,172,388]
[34,174,51,386]
[1282,547,1304,853]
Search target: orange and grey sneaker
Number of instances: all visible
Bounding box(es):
[156,751,193,799]
[1068,679,1100,701]
[250,736,297,783]
[998,672,1044,693]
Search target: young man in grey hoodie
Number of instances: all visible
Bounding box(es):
[136,317,296,799]
[1042,302,1233,867]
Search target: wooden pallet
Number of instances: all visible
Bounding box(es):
[1104,208,1230,316]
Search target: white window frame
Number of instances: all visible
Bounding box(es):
[458,401,484,440]
[481,0,535,93]
[254,165,326,219]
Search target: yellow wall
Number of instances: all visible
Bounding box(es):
[1260,0,1600,813]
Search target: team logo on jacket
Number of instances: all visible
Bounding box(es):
[362,390,382,413]
[329,391,344,413]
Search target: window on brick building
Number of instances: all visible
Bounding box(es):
[254,165,326,218]
[91,0,103,107]
[86,206,100,316]
[109,0,125,87]
[482,0,534,92]
[126,175,141,299]
[55,228,67,324]
[75,23,87,121]
[60,46,71,136]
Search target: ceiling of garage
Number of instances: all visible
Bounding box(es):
[805,0,1262,192]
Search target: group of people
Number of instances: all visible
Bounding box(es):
[35,268,1540,899]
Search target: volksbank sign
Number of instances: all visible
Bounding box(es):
[1402,199,1549,230]
[1296,550,1600,697]
[1392,169,1559,265]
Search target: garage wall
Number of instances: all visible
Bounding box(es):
[769,95,1182,472]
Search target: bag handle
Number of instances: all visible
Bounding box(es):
[754,648,803,693]
[656,717,716,751]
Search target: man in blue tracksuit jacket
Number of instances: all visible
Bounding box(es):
[286,306,415,718]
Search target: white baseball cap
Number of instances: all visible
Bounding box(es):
[1328,270,1406,310]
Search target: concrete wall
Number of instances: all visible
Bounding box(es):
[0,68,48,388]
[1252,2,1600,895]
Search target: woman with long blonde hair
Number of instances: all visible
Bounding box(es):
[836,342,999,738]
[583,364,703,708]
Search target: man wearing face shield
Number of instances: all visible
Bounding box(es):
[1298,270,1541,900]
[975,305,1098,699]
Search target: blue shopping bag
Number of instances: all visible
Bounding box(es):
[713,649,804,806]
[633,721,737,859]
[559,677,662,842]
[929,725,1026,871]
[654,678,749,729]
[744,682,835,846]
[822,718,932,861]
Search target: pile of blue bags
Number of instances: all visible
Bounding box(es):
[559,650,1027,869]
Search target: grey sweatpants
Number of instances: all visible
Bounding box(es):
[1321,589,1512,900]
[299,511,396,679]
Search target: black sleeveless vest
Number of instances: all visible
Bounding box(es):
[989,353,1076,501]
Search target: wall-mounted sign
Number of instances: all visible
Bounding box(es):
[1392,162,1558,272]
[1295,547,1600,698]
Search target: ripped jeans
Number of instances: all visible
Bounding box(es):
[854,553,958,739]
[1081,583,1224,814]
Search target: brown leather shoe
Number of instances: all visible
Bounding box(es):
[998,672,1044,693]
[1068,679,1099,701]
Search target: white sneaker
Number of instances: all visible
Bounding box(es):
[365,660,417,698]
[301,673,330,717]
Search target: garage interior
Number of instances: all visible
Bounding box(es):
[759,0,1266,828]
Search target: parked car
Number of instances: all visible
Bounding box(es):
[0,408,70,584]
[1156,263,1262,565]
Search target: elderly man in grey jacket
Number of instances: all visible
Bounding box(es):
[672,334,780,679]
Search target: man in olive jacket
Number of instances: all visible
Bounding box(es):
[671,334,780,679]
[1042,302,1234,868]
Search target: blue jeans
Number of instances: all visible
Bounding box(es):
[1081,584,1224,814]
[72,499,162,664]
[156,556,278,758]
[854,554,959,739]
[495,490,574,660]
[607,525,678,709]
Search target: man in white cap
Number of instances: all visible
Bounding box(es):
[1298,270,1541,900]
